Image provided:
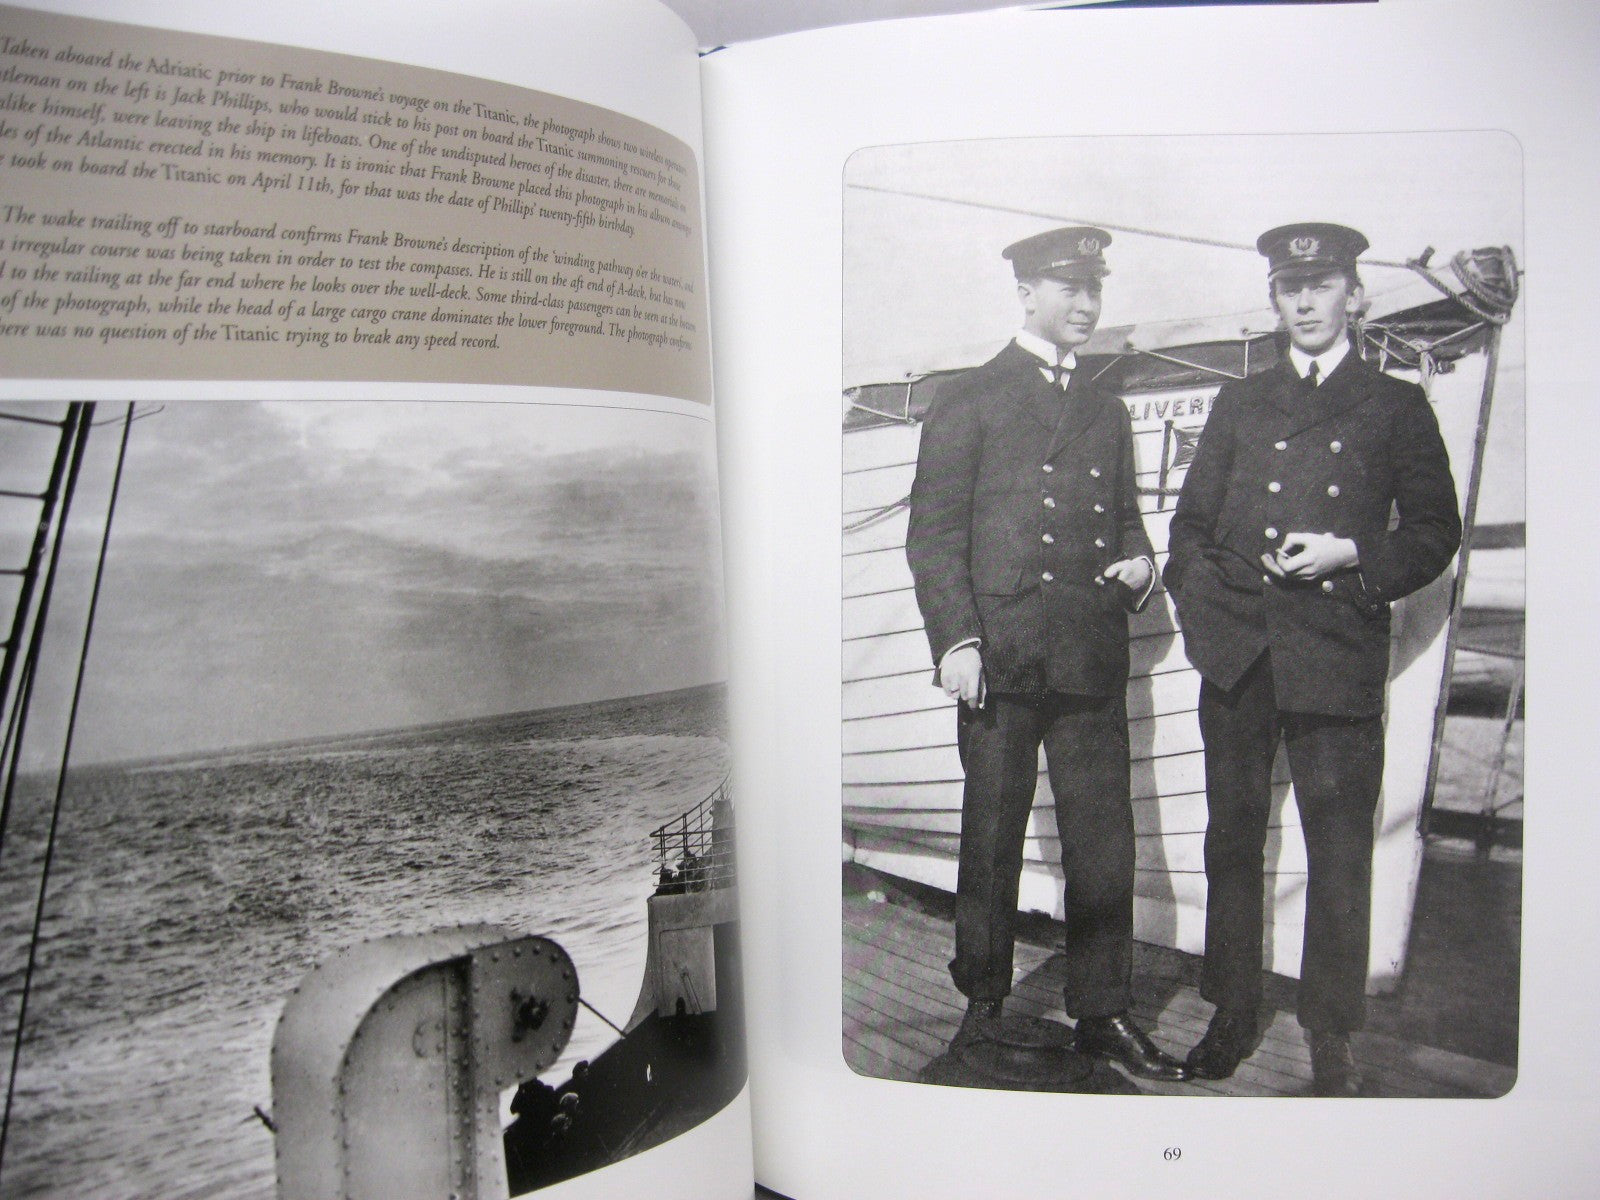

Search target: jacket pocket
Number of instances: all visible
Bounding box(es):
[970,558,1028,596]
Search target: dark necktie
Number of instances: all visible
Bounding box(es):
[1046,363,1071,390]
[1303,361,1320,390]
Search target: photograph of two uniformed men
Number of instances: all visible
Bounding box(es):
[902,211,1465,1094]
[891,215,1468,1097]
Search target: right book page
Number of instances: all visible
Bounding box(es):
[706,2,1590,1196]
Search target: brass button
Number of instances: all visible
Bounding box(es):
[1042,533,1055,544]
[1321,580,1335,593]
[1261,574,1272,585]
[1043,496,1056,508]
[1330,440,1343,453]
[1094,576,1106,586]
[1042,571,1054,582]
[1265,527,1278,540]
[1042,463,1054,473]
[1268,481,1282,493]
[1094,537,1106,549]
[1093,503,1105,514]
[1089,466,1101,478]
[1327,484,1341,497]
[1274,440,1287,451]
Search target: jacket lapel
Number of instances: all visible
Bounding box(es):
[991,341,1065,437]
[1046,364,1103,460]
[1262,352,1377,439]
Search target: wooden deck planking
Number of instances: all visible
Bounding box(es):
[843,879,1512,1099]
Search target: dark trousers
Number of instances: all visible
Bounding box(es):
[951,691,1134,1018]
[1197,652,1384,1033]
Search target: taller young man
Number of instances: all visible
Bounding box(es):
[1164,223,1462,1095]
[906,226,1187,1081]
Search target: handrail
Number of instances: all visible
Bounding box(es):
[649,778,735,893]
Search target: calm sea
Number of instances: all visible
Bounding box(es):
[0,684,729,1200]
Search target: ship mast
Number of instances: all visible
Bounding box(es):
[0,401,135,1183]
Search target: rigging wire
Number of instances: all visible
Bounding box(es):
[845,186,1523,323]
[578,997,628,1038]
[0,402,135,1182]
[0,655,36,843]
[845,182,1423,270]
[92,402,163,427]
[0,404,87,859]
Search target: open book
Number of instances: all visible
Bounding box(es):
[0,1,1588,1197]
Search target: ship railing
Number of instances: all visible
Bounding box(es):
[650,778,735,894]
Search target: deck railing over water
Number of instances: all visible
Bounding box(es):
[650,779,735,894]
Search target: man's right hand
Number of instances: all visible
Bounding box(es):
[940,644,985,709]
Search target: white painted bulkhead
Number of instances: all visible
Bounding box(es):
[842,346,1491,992]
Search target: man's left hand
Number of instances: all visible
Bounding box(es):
[1103,556,1153,593]
[1262,532,1359,581]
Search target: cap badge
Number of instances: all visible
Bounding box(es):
[1290,235,1319,257]
[1078,235,1103,255]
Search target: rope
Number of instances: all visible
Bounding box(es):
[1404,249,1519,326]
[845,397,916,426]
[0,402,132,1181]
[1453,245,1520,317]
[843,496,909,533]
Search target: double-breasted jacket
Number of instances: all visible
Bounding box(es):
[906,340,1155,698]
[1163,350,1462,718]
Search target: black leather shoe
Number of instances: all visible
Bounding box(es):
[1072,1013,1191,1081]
[1185,1009,1258,1080]
[952,999,1004,1048]
[1309,1031,1362,1097]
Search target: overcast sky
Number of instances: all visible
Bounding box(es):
[842,129,1525,520]
[5,399,725,766]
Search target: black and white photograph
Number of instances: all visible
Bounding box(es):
[0,398,742,1197]
[841,132,1523,1098]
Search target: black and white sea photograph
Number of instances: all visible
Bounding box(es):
[841,132,1523,1098]
[0,398,741,1197]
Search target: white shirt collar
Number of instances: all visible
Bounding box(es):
[1015,329,1077,371]
[1287,340,1350,383]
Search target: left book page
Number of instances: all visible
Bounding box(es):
[0,4,747,1199]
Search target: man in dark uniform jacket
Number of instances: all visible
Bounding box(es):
[1164,222,1461,1095]
[906,226,1187,1081]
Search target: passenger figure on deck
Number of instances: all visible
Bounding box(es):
[1164,223,1461,1095]
[905,226,1189,1082]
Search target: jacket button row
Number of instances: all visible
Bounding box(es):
[1093,503,1105,514]
[1042,533,1054,544]
[1094,537,1106,549]
[1089,467,1101,478]
[1321,580,1335,593]
[1043,496,1056,508]
[1265,526,1278,540]
[1330,441,1343,453]
[1042,463,1054,473]
[1327,484,1341,497]
[1042,571,1054,582]
[1268,481,1282,493]
[1274,440,1287,451]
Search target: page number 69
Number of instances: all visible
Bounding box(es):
[1163,1147,1182,1162]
